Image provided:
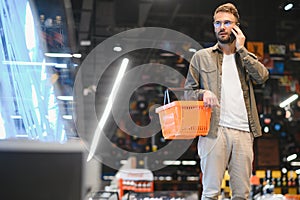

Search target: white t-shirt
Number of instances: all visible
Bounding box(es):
[219,54,250,132]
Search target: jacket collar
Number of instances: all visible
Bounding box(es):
[212,43,223,53]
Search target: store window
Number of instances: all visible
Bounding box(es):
[0,0,66,142]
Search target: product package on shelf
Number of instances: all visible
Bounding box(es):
[116,168,154,198]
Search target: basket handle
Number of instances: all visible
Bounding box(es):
[163,88,194,105]
[164,89,171,105]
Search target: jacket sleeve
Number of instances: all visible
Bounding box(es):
[184,53,206,100]
[237,47,269,84]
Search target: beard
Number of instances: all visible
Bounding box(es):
[217,37,231,44]
[216,32,234,44]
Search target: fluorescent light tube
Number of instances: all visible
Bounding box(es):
[87,58,129,161]
[279,94,299,108]
[57,96,73,101]
[287,153,297,162]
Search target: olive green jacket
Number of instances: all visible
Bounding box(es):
[184,44,269,138]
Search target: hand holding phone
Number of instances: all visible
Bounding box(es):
[231,25,245,50]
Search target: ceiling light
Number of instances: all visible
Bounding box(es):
[279,94,299,108]
[44,53,82,58]
[45,53,73,58]
[62,115,72,120]
[188,48,197,53]
[16,134,28,138]
[120,160,128,165]
[284,3,293,11]
[291,161,300,166]
[287,153,297,162]
[72,53,82,58]
[57,96,73,101]
[2,61,67,68]
[80,40,91,46]
[182,160,197,165]
[113,46,122,52]
[54,64,68,68]
[163,160,181,165]
[10,115,22,119]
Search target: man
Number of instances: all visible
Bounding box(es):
[184,3,269,200]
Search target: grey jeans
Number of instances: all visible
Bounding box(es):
[198,126,254,200]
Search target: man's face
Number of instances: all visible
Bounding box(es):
[213,12,237,44]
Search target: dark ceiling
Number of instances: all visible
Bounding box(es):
[34,0,300,53]
[69,0,300,52]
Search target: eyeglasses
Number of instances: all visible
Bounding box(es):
[213,20,238,28]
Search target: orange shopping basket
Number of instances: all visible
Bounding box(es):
[155,89,212,139]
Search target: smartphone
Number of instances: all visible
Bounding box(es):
[230,23,240,43]
[229,32,236,43]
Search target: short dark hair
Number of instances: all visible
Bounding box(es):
[213,3,240,22]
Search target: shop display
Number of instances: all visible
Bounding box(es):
[116,169,154,198]
[128,191,198,200]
